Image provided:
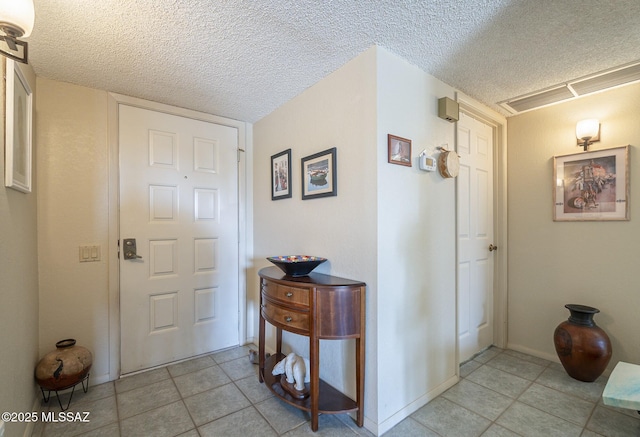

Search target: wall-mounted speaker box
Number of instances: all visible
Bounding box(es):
[438,97,459,123]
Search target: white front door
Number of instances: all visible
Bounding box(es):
[457,112,495,363]
[119,104,239,374]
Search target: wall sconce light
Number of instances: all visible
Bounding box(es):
[576,119,600,151]
[0,0,35,64]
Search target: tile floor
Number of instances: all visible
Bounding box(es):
[31,346,640,437]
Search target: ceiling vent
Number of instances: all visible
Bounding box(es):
[499,61,640,114]
[502,86,574,113]
[570,62,640,95]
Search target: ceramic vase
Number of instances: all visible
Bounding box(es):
[553,304,611,382]
[35,339,93,390]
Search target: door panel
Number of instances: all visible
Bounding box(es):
[458,112,494,362]
[119,104,239,374]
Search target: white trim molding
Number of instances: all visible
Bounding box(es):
[455,92,509,351]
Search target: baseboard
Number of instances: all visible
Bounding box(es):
[375,374,459,436]
[506,342,613,377]
[506,343,559,363]
[363,415,378,436]
[90,373,111,386]
[23,394,41,437]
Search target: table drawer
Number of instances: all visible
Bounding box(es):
[261,300,309,334]
[262,281,309,307]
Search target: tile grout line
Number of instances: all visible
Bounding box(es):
[460,355,527,437]
[178,349,282,436]
[581,400,599,436]
[483,350,607,436]
[483,350,541,436]
[167,369,199,437]
[498,351,599,436]
[40,345,633,437]
[217,358,281,436]
[448,348,599,437]
[216,350,280,435]
[529,367,603,433]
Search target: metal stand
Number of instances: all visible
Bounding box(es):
[39,373,90,411]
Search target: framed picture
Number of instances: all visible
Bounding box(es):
[301,147,337,200]
[388,134,412,167]
[5,58,33,193]
[271,148,292,200]
[553,145,629,221]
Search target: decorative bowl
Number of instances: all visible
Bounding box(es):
[267,255,327,277]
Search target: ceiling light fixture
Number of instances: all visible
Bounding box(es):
[0,0,35,64]
[576,119,600,151]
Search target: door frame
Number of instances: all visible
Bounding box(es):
[455,92,508,366]
[106,93,249,380]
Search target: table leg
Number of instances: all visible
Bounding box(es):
[310,337,320,431]
[259,309,265,383]
[276,327,283,357]
[356,337,364,427]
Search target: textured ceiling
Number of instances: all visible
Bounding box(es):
[26,0,640,122]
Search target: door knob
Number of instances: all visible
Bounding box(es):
[489,244,498,252]
[123,238,143,260]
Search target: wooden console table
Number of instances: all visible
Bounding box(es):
[258,266,366,431]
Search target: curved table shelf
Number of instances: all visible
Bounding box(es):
[258,267,366,432]
[261,353,358,414]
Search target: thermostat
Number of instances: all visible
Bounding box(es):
[419,152,437,171]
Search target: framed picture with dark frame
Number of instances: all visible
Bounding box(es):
[5,59,33,193]
[271,148,292,200]
[388,134,412,167]
[301,147,337,200]
[553,145,629,221]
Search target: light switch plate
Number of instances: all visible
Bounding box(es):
[79,245,101,262]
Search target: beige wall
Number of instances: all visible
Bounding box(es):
[36,78,111,382]
[253,46,380,424]
[0,59,40,437]
[507,83,640,367]
[34,80,252,388]
[375,48,459,430]
[253,46,466,435]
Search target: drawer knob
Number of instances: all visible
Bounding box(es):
[286,292,293,297]
[285,316,293,323]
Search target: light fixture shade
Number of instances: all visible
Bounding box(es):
[576,119,599,140]
[0,0,35,37]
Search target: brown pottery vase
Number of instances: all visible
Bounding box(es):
[553,304,611,382]
[35,339,93,390]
